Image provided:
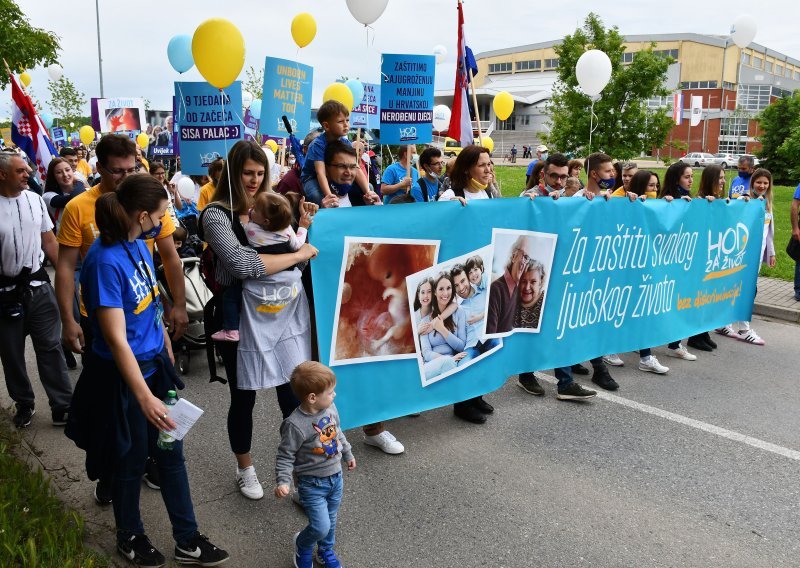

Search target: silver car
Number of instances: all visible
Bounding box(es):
[712,153,738,169]
[681,152,716,167]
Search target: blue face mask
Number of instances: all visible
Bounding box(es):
[738,170,751,179]
[597,177,616,190]
[329,181,352,197]
[138,216,162,240]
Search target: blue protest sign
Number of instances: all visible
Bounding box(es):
[350,82,380,130]
[379,54,435,144]
[51,127,66,145]
[174,81,243,174]
[310,198,764,428]
[260,57,313,138]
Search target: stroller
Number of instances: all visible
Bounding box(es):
[157,256,213,374]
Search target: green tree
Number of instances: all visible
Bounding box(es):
[244,66,263,100]
[544,13,674,160]
[756,91,800,184]
[47,76,87,127]
[0,0,61,89]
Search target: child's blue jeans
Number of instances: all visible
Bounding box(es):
[296,472,343,551]
[221,282,242,331]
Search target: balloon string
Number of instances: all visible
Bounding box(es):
[220,89,234,224]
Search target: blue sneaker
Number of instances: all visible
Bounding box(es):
[315,547,342,568]
[293,532,313,568]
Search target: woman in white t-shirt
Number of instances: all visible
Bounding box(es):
[439,145,498,204]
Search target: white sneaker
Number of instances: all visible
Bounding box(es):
[715,325,735,338]
[236,466,264,500]
[364,431,405,454]
[639,355,669,374]
[602,354,624,367]
[666,343,697,361]
[736,329,765,345]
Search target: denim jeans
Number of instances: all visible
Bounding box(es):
[795,261,800,299]
[113,376,198,544]
[302,177,324,206]
[221,282,242,331]
[423,355,456,380]
[459,338,500,365]
[296,472,343,551]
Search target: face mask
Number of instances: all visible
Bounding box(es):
[426,169,439,179]
[330,181,352,197]
[597,176,616,191]
[138,216,162,240]
[469,177,488,191]
[645,191,658,199]
[544,183,557,194]
[738,171,751,179]
[540,153,548,161]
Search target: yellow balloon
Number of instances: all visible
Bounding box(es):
[480,136,494,154]
[136,133,149,148]
[79,125,96,145]
[192,18,245,89]
[291,13,317,48]
[322,82,354,111]
[265,139,278,153]
[20,72,31,87]
[493,91,514,121]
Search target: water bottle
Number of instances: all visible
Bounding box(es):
[156,390,178,450]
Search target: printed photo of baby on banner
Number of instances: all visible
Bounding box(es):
[330,238,440,366]
[485,229,558,338]
[407,246,503,387]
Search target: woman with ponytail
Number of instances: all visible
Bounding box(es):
[67,174,229,567]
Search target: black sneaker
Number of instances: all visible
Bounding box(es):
[517,373,545,396]
[687,335,713,352]
[117,534,165,568]
[13,405,35,428]
[94,476,113,505]
[571,363,590,376]
[453,403,486,424]
[591,367,619,391]
[175,533,230,566]
[473,396,494,414]
[143,457,161,490]
[52,408,69,426]
[556,382,597,401]
[702,332,718,350]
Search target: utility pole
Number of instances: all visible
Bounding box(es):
[95,0,105,97]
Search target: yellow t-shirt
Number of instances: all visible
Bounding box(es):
[197,182,216,211]
[139,158,150,172]
[76,159,92,179]
[610,188,627,198]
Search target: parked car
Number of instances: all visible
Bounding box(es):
[712,153,738,169]
[681,152,716,167]
[740,154,761,167]
[443,137,464,157]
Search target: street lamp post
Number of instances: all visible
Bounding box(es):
[95,0,105,97]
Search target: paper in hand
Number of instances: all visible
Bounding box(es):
[165,398,204,440]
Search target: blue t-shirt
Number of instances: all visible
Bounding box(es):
[794,183,800,200]
[729,175,751,199]
[382,162,419,204]
[526,159,539,177]
[411,177,439,202]
[80,239,164,363]
[301,135,351,181]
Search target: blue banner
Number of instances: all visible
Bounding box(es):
[351,82,380,130]
[260,57,313,138]
[310,198,765,429]
[380,54,435,144]
[174,81,243,175]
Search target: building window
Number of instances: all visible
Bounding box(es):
[720,117,749,137]
[795,70,800,80]
[765,61,773,72]
[722,81,736,91]
[753,56,763,69]
[718,140,747,154]
[654,49,679,60]
[621,52,634,64]
[741,53,751,65]
[680,81,718,90]
[776,64,783,76]
[786,68,792,78]
[737,84,772,111]
[544,58,559,69]
[515,60,541,72]
[647,95,670,108]
[488,62,512,74]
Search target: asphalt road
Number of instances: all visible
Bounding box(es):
[4,315,800,568]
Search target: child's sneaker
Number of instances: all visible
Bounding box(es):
[316,547,342,568]
[211,329,239,342]
[174,533,229,566]
[736,329,765,346]
[117,534,165,567]
[293,532,313,568]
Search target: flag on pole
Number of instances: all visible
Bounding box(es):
[672,92,683,125]
[10,73,57,182]
[447,1,479,147]
[690,95,703,127]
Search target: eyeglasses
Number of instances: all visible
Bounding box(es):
[515,251,531,264]
[105,165,140,177]
[547,173,569,182]
[330,163,359,172]
[429,161,443,168]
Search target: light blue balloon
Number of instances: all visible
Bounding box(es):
[167,35,194,74]
[40,112,54,129]
[345,79,365,106]
[250,99,262,120]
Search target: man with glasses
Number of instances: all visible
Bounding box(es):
[320,141,363,208]
[412,148,443,202]
[55,134,189,503]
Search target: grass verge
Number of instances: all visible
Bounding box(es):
[0,416,109,568]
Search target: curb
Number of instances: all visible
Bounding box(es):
[753,301,800,324]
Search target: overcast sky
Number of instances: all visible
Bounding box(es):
[4,0,799,119]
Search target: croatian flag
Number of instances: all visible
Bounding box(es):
[672,92,684,125]
[10,73,57,181]
[447,1,479,147]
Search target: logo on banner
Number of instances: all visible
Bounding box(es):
[399,126,417,141]
[705,223,749,280]
[200,151,222,167]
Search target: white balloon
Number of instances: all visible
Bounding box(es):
[575,49,612,97]
[177,177,197,201]
[263,146,276,173]
[433,45,447,64]
[242,91,253,109]
[47,64,63,82]
[432,105,451,132]
[345,0,389,25]
[730,15,757,48]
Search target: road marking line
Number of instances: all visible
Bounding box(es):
[538,374,800,462]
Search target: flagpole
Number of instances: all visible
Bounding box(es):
[457,0,483,147]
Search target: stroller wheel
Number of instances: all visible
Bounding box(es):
[178,351,190,374]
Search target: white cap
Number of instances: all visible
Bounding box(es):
[536,144,548,153]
